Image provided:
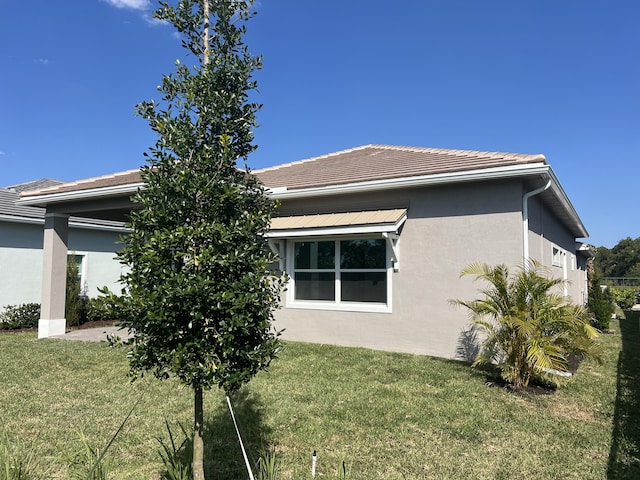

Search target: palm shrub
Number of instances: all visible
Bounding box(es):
[453,262,601,389]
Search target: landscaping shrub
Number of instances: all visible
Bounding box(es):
[85,287,132,323]
[588,275,615,330]
[453,261,601,389]
[0,304,40,330]
[65,257,84,326]
[612,287,639,310]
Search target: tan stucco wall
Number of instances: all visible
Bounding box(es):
[273,180,526,359]
[527,196,589,304]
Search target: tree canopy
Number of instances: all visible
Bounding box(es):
[594,237,640,278]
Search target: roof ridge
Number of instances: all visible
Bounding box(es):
[367,144,546,162]
[253,145,374,173]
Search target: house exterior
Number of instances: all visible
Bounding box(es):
[1,179,126,311]
[18,145,593,358]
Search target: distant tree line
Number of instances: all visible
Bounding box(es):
[594,236,640,278]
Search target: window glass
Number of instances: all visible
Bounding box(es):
[295,241,335,269]
[340,239,386,269]
[294,272,335,300]
[292,238,389,308]
[341,272,387,303]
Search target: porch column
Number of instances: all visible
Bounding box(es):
[38,212,69,338]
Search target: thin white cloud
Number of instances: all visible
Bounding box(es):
[0,151,5,156]
[101,0,151,10]
[35,58,50,65]
[142,12,169,27]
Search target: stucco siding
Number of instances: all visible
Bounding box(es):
[273,180,525,359]
[0,221,124,309]
[526,196,588,304]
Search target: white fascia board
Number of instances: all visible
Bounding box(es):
[0,214,43,226]
[16,183,144,207]
[69,222,130,233]
[270,163,550,200]
[265,223,399,238]
[546,168,589,238]
[0,214,128,233]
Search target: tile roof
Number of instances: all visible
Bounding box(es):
[20,144,547,198]
[254,144,547,190]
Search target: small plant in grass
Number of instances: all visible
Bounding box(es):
[157,420,193,480]
[0,431,37,480]
[69,433,111,480]
[453,261,601,389]
[255,448,278,480]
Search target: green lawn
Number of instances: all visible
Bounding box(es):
[1,317,638,479]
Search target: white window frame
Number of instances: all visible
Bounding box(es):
[551,245,568,297]
[552,246,565,268]
[285,235,393,313]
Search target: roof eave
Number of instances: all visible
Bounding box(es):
[0,214,128,233]
[17,183,144,208]
[267,163,550,199]
[269,162,588,239]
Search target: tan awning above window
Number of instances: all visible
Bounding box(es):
[266,209,407,238]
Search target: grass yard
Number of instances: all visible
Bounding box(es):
[1,317,638,479]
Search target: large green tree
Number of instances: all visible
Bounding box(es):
[594,236,640,278]
[118,1,284,477]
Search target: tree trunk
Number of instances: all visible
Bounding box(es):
[194,386,205,480]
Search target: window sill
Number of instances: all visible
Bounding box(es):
[285,300,392,314]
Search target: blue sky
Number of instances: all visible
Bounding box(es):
[1,0,638,248]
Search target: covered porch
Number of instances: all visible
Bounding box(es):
[17,170,141,337]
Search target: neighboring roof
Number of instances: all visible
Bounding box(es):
[255,144,546,191]
[1,181,126,232]
[268,209,408,237]
[5,178,64,193]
